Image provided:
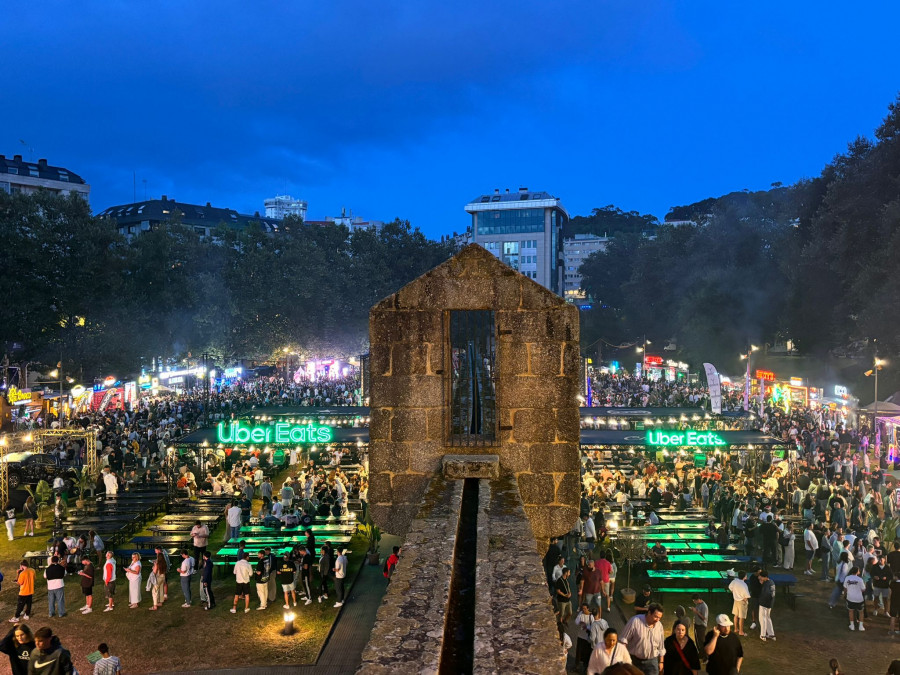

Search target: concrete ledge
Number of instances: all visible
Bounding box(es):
[442,454,500,479]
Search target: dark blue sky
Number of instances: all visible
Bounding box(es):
[4,2,900,237]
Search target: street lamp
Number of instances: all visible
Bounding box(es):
[865,356,886,452]
[738,345,759,412]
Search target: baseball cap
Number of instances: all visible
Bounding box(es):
[715,614,733,626]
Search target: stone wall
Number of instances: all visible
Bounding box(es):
[368,244,581,544]
[357,474,566,675]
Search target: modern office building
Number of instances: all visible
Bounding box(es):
[264,194,308,221]
[97,195,280,240]
[0,154,90,201]
[562,233,610,301]
[464,188,568,295]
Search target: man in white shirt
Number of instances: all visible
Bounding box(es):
[333,549,348,608]
[582,515,597,542]
[728,571,751,636]
[231,552,253,613]
[225,502,242,542]
[619,603,665,674]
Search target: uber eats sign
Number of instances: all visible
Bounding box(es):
[646,430,727,447]
[217,421,333,444]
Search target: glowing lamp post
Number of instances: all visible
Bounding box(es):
[282,610,296,636]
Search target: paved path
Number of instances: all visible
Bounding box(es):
[156,535,400,675]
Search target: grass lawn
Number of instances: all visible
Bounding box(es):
[0,479,367,674]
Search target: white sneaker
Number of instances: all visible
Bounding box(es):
[318,596,323,604]
[333,602,343,608]
[257,606,266,610]
[21,615,29,621]
[858,624,865,631]
[181,603,191,608]
[79,606,88,611]
[82,608,92,614]
[230,608,237,613]
[8,618,18,623]
[849,623,855,630]
[104,607,114,612]
[283,604,290,609]
[750,622,757,630]
[304,598,312,605]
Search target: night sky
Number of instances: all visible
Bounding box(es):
[4,2,899,237]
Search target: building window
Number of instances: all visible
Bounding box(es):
[449,310,497,446]
[0,181,8,194]
[476,208,545,235]
[7,167,18,175]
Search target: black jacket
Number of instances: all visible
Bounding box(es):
[0,628,34,675]
[28,636,74,675]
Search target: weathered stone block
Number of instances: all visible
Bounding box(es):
[376,374,442,408]
[498,442,533,474]
[510,408,556,443]
[523,504,581,543]
[390,408,429,442]
[391,472,429,501]
[554,408,581,444]
[555,472,581,506]
[369,442,411,474]
[443,454,500,479]
[496,308,578,342]
[408,446,443,474]
[369,407,393,442]
[528,442,579,474]
[369,343,393,377]
[517,472,556,505]
[368,471,393,505]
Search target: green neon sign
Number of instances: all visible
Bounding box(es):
[217,421,333,444]
[646,430,727,447]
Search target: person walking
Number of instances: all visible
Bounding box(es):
[703,615,743,675]
[125,552,142,608]
[298,545,313,605]
[781,523,796,570]
[93,643,122,675]
[555,567,574,624]
[689,593,709,651]
[619,602,665,675]
[178,550,194,607]
[102,551,116,612]
[333,548,348,608]
[586,627,631,675]
[843,565,866,631]
[28,627,74,675]
[231,552,252,614]
[0,623,34,675]
[829,551,852,609]
[9,561,34,623]
[5,501,16,541]
[78,556,95,614]
[201,550,215,610]
[662,620,701,675]
[758,569,776,641]
[44,556,67,618]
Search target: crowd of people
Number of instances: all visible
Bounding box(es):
[548,397,900,675]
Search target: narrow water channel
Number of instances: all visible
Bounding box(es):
[439,477,479,674]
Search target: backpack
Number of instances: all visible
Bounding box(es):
[779,530,791,547]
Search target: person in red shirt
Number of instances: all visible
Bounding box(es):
[596,551,613,610]
[383,546,401,580]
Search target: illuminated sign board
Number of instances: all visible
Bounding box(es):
[789,377,804,387]
[217,421,333,445]
[644,355,663,366]
[756,370,775,381]
[834,385,848,397]
[6,387,32,405]
[646,430,727,447]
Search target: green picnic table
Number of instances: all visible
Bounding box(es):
[647,569,723,580]
[239,524,356,535]
[643,533,708,541]
[665,554,707,563]
[685,542,725,550]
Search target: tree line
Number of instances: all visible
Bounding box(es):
[580,94,900,388]
[0,194,455,379]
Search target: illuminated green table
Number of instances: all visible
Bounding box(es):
[666,554,707,563]
[643,533,708,541]
[686,542,725,550]
[647,569,723,580]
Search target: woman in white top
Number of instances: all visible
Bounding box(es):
[125,552,142,607]
[587,627,631,675]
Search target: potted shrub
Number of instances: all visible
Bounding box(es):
[615,531,647,604]
[73,467,94,509]
[359,522,382,565]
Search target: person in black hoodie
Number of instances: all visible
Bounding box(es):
[0,623,35,675]
[28,626,73,675]
[201,550,215,610]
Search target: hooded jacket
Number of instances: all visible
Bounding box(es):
[28,636,74,675]
[0,628,35,675]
